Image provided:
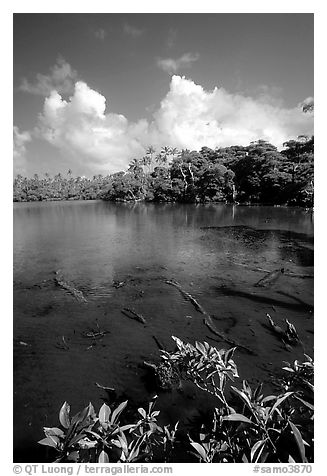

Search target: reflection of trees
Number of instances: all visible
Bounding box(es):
[203,226,313,267]
[13,137,314,206]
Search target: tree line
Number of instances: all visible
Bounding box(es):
[13,136,314,207]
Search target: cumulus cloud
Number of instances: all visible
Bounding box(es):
[13,126,32,175]
[94,28,107,40]
[152,76,314,151]
[37,81,148,174]
[123,22,144,38]
[157,53,200,74]
[36,74,313,175]
[20,57,78,96]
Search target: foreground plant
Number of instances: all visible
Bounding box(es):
[38,396,177,463]
[166,341,314,463]
[39,337,313,463]
[159,336,239,406]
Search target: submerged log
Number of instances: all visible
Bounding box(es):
[165,280,210,317]
[82,330,109,339]
[284,271,313,279]
[254,268,284,288]
[204,319,256,355]
[165,279,255,355]
[95,382,115,392]
[112,280,126,289]
[54,270,87,302]
[121,307,146,325]
[285,318,300,341]
[82,319,109,341]
[55,335,70,351]
[232,262,313,279]
[266,313,285,336]
[265,313,300,350]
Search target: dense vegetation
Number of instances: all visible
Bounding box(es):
[14,136,314,207]
[39,337,314,463]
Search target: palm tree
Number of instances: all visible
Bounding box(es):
[146,145,156,173]
[179,149,191,160]
[146,145,156,157]
[142,155,151,172]
[128,158,141,174]
[171,147,179,158]
[160,146,172,165]
[155,153,164,166]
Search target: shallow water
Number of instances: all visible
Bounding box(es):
[13,201,314,461]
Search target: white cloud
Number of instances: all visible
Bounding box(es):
[35,74,313,175]
[13,126,31,175]
[20,57,78,96]
[152,76,314,151]
[123,23,144,38]
[37,82,148,174]
[157,53,200,74]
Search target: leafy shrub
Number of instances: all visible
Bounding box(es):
[39,337,313,463]
[38,396,178,463]
[161,338,313,463]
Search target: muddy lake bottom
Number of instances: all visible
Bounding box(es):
[13,202,314,462]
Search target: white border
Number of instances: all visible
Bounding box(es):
[3,2,324,473]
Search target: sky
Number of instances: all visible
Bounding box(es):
[13,13,314,177]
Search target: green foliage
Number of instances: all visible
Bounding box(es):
[15,137,314,206]
[161,341,314,463]
[38,396,177,463]
[39,337,314,463]
[160,337,238,406]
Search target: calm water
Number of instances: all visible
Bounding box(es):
[13,201,314,461]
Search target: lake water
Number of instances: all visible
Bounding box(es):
[13,201,314,461]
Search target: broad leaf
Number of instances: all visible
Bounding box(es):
[251,439,266,462]
[231,386,252,409]
[71,403,92,427]
[190,442,207,461]
[195,341,206,355]
[242,453,249,463]
[38,436,59,448]
[224,347,236,364]
[99,403,111,424]
[269,392,293,417]
[289,421,307,463]
[138,407,147,419]
[294,395,314,412]
[44,427,64,438]
[120,424,135,432]
[261,395,277,404]
[111,400,128,424]
[59,401,71,429]
[98,450,109,463]
[222,413,253,424]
